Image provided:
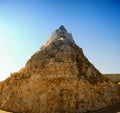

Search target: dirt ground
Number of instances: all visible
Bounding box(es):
[0,104,120,113]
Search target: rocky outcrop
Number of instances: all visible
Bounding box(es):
[0,26,120,113]
[25,25,101,82]
[104,74,120,83]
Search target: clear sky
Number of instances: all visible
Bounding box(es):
[0,0,120,81]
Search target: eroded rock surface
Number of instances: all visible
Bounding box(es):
[0,26,120,113]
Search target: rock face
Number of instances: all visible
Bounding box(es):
[25,25,101,82]
[0,26,120,113]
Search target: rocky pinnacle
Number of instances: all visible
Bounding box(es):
[44,25,75,48]
[0,26,120,113]
[25,25,101,82]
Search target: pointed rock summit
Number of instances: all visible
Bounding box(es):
[0,26,120,113]
[44,25,74,48]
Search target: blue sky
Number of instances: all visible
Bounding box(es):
[0,0,120,81]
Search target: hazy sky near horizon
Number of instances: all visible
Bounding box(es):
[0,0,120,81]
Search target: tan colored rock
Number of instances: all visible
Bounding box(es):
[0,26,120,113]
